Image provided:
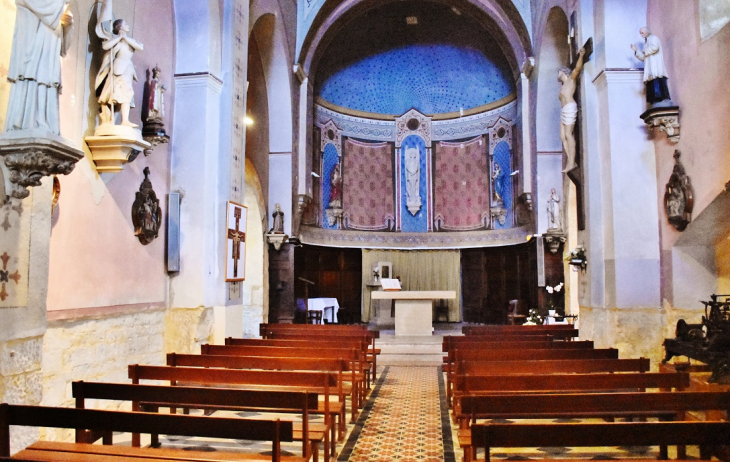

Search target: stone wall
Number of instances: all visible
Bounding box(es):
[1,336,42,454]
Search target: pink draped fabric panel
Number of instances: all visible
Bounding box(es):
[343,139,395,230]
[433,136,489,231]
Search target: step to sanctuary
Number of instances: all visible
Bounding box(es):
[373,323,461,366]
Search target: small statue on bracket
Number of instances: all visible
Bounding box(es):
[132,167,161,245]
[142,65,170,155]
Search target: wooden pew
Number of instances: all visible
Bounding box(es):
[442,339,597,371]
[0,403,298,462]
[442,337,593,353]
[257,330,380,382]
[225,337,379,385]
[201,344,366,415]
[128,365,340,456]
[470,420,730,462]
[71,381,325,462]
[167,352,349,443]
[458,391,730,461]
[456,357,650,376]
[445,349,620,404]
[462,324,577,334]
[451,371,691,423]
[462,327,579,340]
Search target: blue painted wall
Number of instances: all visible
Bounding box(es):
[321,144,339,229]
[318,44,513,115]
[492,141,513,229]
[400,135,429,233]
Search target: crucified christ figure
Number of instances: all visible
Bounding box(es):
[558,47,586,173]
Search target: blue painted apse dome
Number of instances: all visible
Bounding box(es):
[314,1,515,116]
[317,44,514,115]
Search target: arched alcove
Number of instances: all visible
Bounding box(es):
[535,6,569,235]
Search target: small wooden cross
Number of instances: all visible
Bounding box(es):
[227,207,246,277]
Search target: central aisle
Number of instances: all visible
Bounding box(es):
[339,365,455,462]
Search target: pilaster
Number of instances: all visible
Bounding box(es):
[169,72,224,308]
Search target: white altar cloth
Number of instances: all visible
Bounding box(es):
[307,298,339,323]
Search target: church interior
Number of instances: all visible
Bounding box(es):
[2,0,730,460]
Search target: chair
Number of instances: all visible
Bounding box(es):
[507,299,527,325]
[307,310,323,324]
[435,299,449,322]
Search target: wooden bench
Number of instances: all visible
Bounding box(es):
[445,348,620,405]
[451,371,691,423]
[462,328,579,340]
[458,390,730,461]
[257,331,380,383]
[442,337,593,353]
[0,403,298,462]
[226,337,380,385]
[71,381,326,462]
[167,352,349,442]
[470,420,730,462]
[462,324,578,333]
[201,343,367,415]
[455,357,650,376]
[128,365,340,456]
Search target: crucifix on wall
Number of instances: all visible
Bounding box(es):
[226,201,247,281]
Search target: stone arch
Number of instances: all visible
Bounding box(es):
[298,0,532,81]
[242,158,269,333]
[248,7,295,235]
[533,4,579,315]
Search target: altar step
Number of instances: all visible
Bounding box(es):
[374,323,461,366]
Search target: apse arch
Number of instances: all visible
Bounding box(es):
[298,0,533,82]
[249,11,294,155]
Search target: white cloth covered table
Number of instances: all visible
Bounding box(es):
[307,298,339,323]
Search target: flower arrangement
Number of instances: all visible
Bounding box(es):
[565,245,587,272]
[545,282,564,295]
[525,309,542,325]
[372,266,380,282]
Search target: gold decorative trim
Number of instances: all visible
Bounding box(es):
[314,94,518,121]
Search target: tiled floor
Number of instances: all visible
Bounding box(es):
[339,366,450,462]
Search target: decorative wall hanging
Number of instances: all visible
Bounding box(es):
[131,167,162,245]
[664,150,694,231]
[225,200,247,281]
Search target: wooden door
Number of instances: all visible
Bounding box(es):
[294,245,363,323]
[460,243,537,324]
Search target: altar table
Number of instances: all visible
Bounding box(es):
[371,291,456,336]
[307,297,339,323]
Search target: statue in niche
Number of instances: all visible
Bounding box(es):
[631,27,672,106]
[558,47,586,173]
[547,188,562,231]
[405,146,421,215]
[492,162,505,204]
[328,163,342,209]
[95,3,144,128]
[4,0,74,134]
[270,203,284,233]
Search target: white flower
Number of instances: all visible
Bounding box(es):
[555,285,562,293]
[546,286,554,294]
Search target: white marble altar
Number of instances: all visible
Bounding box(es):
[371,291,456,336]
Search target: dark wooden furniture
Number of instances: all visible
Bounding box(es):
[0,403,297,462]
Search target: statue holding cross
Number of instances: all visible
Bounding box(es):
[225,201,247,281]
